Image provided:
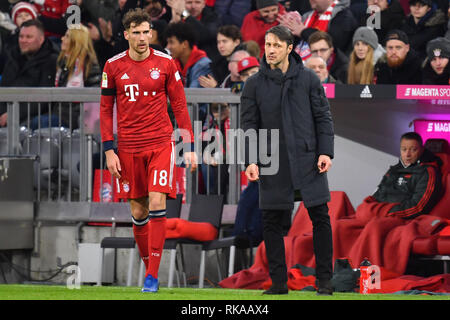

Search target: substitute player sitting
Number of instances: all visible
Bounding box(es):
[100,8,197,293]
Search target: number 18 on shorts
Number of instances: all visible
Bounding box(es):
[117,142,176,199]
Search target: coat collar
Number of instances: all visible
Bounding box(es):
[260,51,304,82]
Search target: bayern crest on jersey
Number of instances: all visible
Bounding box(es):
[150,68,161,80]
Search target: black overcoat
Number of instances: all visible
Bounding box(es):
[240,51,334,210]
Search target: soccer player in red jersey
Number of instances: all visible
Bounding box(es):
[100,8,197,293]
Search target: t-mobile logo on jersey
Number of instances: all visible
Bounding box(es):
[124,84,139,101]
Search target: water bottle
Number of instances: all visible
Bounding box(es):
[359,258,371,294]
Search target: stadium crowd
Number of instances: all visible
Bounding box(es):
[0,0,448,97]
[0,0,449,293]
[0,0,448,202]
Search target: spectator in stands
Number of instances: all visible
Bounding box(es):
[237,55,260,82]
[92,0,133,68]
[220,49,250,92]
[289,0,312,15]
[199,25,242,87]
[199,46,250,90]
[79,0,119,24]
[241,0,286,58]
[277,0,357,60]
[167,0,221,63]
[149,19,169,52]
[165,21,211,122]
[32,0,73,41]
[55,24,101,129]
[165,21,212,88]
[12,1,38,28]
[0,19,59,128]
[422,37,450,84]
[370,132,443,219]
[165,21,211,85]
[308,31,348,83]
[201,102,230,197]
[305,55,339,83]
[0,2,37,74]
[374,29,422,84]
[347,26,385,84]
[214,0,252,27]
[142,0,172,22]
[363,0,405,44]
[4,2,38,47]
[400,0,447,60]
[243,39,261,58]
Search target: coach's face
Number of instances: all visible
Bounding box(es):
[264,32,292,69]
[124,22,152,56]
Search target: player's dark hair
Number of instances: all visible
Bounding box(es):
[265,25,293,47]
[20,19,44,34]
[401,132,423,146]
[164,22,197,48]
[217,25,242,42]
[122,8,152,30]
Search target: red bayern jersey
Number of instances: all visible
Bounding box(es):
[100,48,194,152]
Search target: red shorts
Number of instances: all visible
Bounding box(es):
[116,142,176,199]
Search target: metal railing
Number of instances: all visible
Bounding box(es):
[0,87,242,204]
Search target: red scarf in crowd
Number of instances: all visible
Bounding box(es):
[303,0,338,31]
[296,0,339,61]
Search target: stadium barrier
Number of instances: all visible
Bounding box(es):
[0,87,242,204]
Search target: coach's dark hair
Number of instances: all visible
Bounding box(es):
[265,25,293,47]
[20,19,45,34]
[123,8,152,30]
[217,25,242,42]
[164,22,197,48]
[401,132,423,146]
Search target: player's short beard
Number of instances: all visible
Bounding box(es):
[387,55,406,68]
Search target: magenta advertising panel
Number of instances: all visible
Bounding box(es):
[414,119,450,144]
[397,85,450,100]
[322,84,335,99]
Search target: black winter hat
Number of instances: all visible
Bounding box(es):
[408,0,433,7]
[426,37,450,60]
[384,29,409,46]
[256,0,279,9]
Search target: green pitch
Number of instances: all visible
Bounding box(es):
[0,284,449,300]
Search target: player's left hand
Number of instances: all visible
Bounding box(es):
[317,155,332,173]
[184,152,198,173]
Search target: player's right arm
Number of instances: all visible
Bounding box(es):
[100,61,121,179]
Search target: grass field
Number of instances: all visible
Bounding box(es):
[0,284,449,300]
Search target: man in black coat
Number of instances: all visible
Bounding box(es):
[241,25,334,295]
[374,29,423,84]
[0,19,58,128]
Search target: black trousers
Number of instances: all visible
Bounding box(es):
[262,203,333,285]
